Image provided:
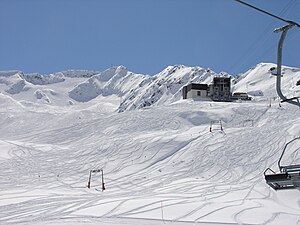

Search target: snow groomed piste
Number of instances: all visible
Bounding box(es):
[0,62,299,224]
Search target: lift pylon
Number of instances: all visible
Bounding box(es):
[235,0,300,107]
[274,24,300,107]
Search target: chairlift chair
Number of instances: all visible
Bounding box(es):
[264,137,300,191]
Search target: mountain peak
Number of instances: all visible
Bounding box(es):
[0,63,299,111]
[0,70,22,77]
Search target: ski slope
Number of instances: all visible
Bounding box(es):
[0,99,299,225]
[0,64,299,225]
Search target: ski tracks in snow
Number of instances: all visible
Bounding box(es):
[0,102,299,224]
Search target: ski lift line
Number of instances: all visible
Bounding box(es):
[226,26,274,73]
[234,0,300,106]
[227,0,295,74]
[238,38,274,70]
[234,0,300,27]
[255,29,298,67]
[280,0,298,20]
[227,0,299,74]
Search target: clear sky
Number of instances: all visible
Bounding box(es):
[0,0,299,75]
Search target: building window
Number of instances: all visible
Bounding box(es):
[197,91,201,96]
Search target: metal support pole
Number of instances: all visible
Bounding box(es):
[234,0,300,107]
[87,169,105,191]
[101,169,105,191]
[278,137,300,172]
[274,24,300,107]
[87,170,92,189]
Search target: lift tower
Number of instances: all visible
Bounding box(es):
[235,0,300,107]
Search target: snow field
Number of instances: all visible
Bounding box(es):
[0,63,299,224]
[0,99,299,225]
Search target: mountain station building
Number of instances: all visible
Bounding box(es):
[211,77,231,101]
[182,83,209,99]
[183,76,231,101]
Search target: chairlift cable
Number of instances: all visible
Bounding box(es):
[276,0,297,20]
[234,0,300,107]
[234,0,300,27]
[227,0,297,74]
[255,15,299,66]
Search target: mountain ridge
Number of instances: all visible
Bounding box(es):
[0,63,299,112]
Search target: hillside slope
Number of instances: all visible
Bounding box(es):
[0,64,299,224]
[0,63,299,113]
[0,98,299,225]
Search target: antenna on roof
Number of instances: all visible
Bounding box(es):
[234,0,300,107]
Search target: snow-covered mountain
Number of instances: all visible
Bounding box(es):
[232,63,300,98]
[0,63,299,225]
[1,63,299,112]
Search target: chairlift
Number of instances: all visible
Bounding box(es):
[235,0,300,108]
[273,24,300,107]
[264,137,300,191]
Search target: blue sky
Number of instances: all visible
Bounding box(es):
[0,0,299,75]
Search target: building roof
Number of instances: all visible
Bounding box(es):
[213,77,231,81]
[186,83,208,91]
